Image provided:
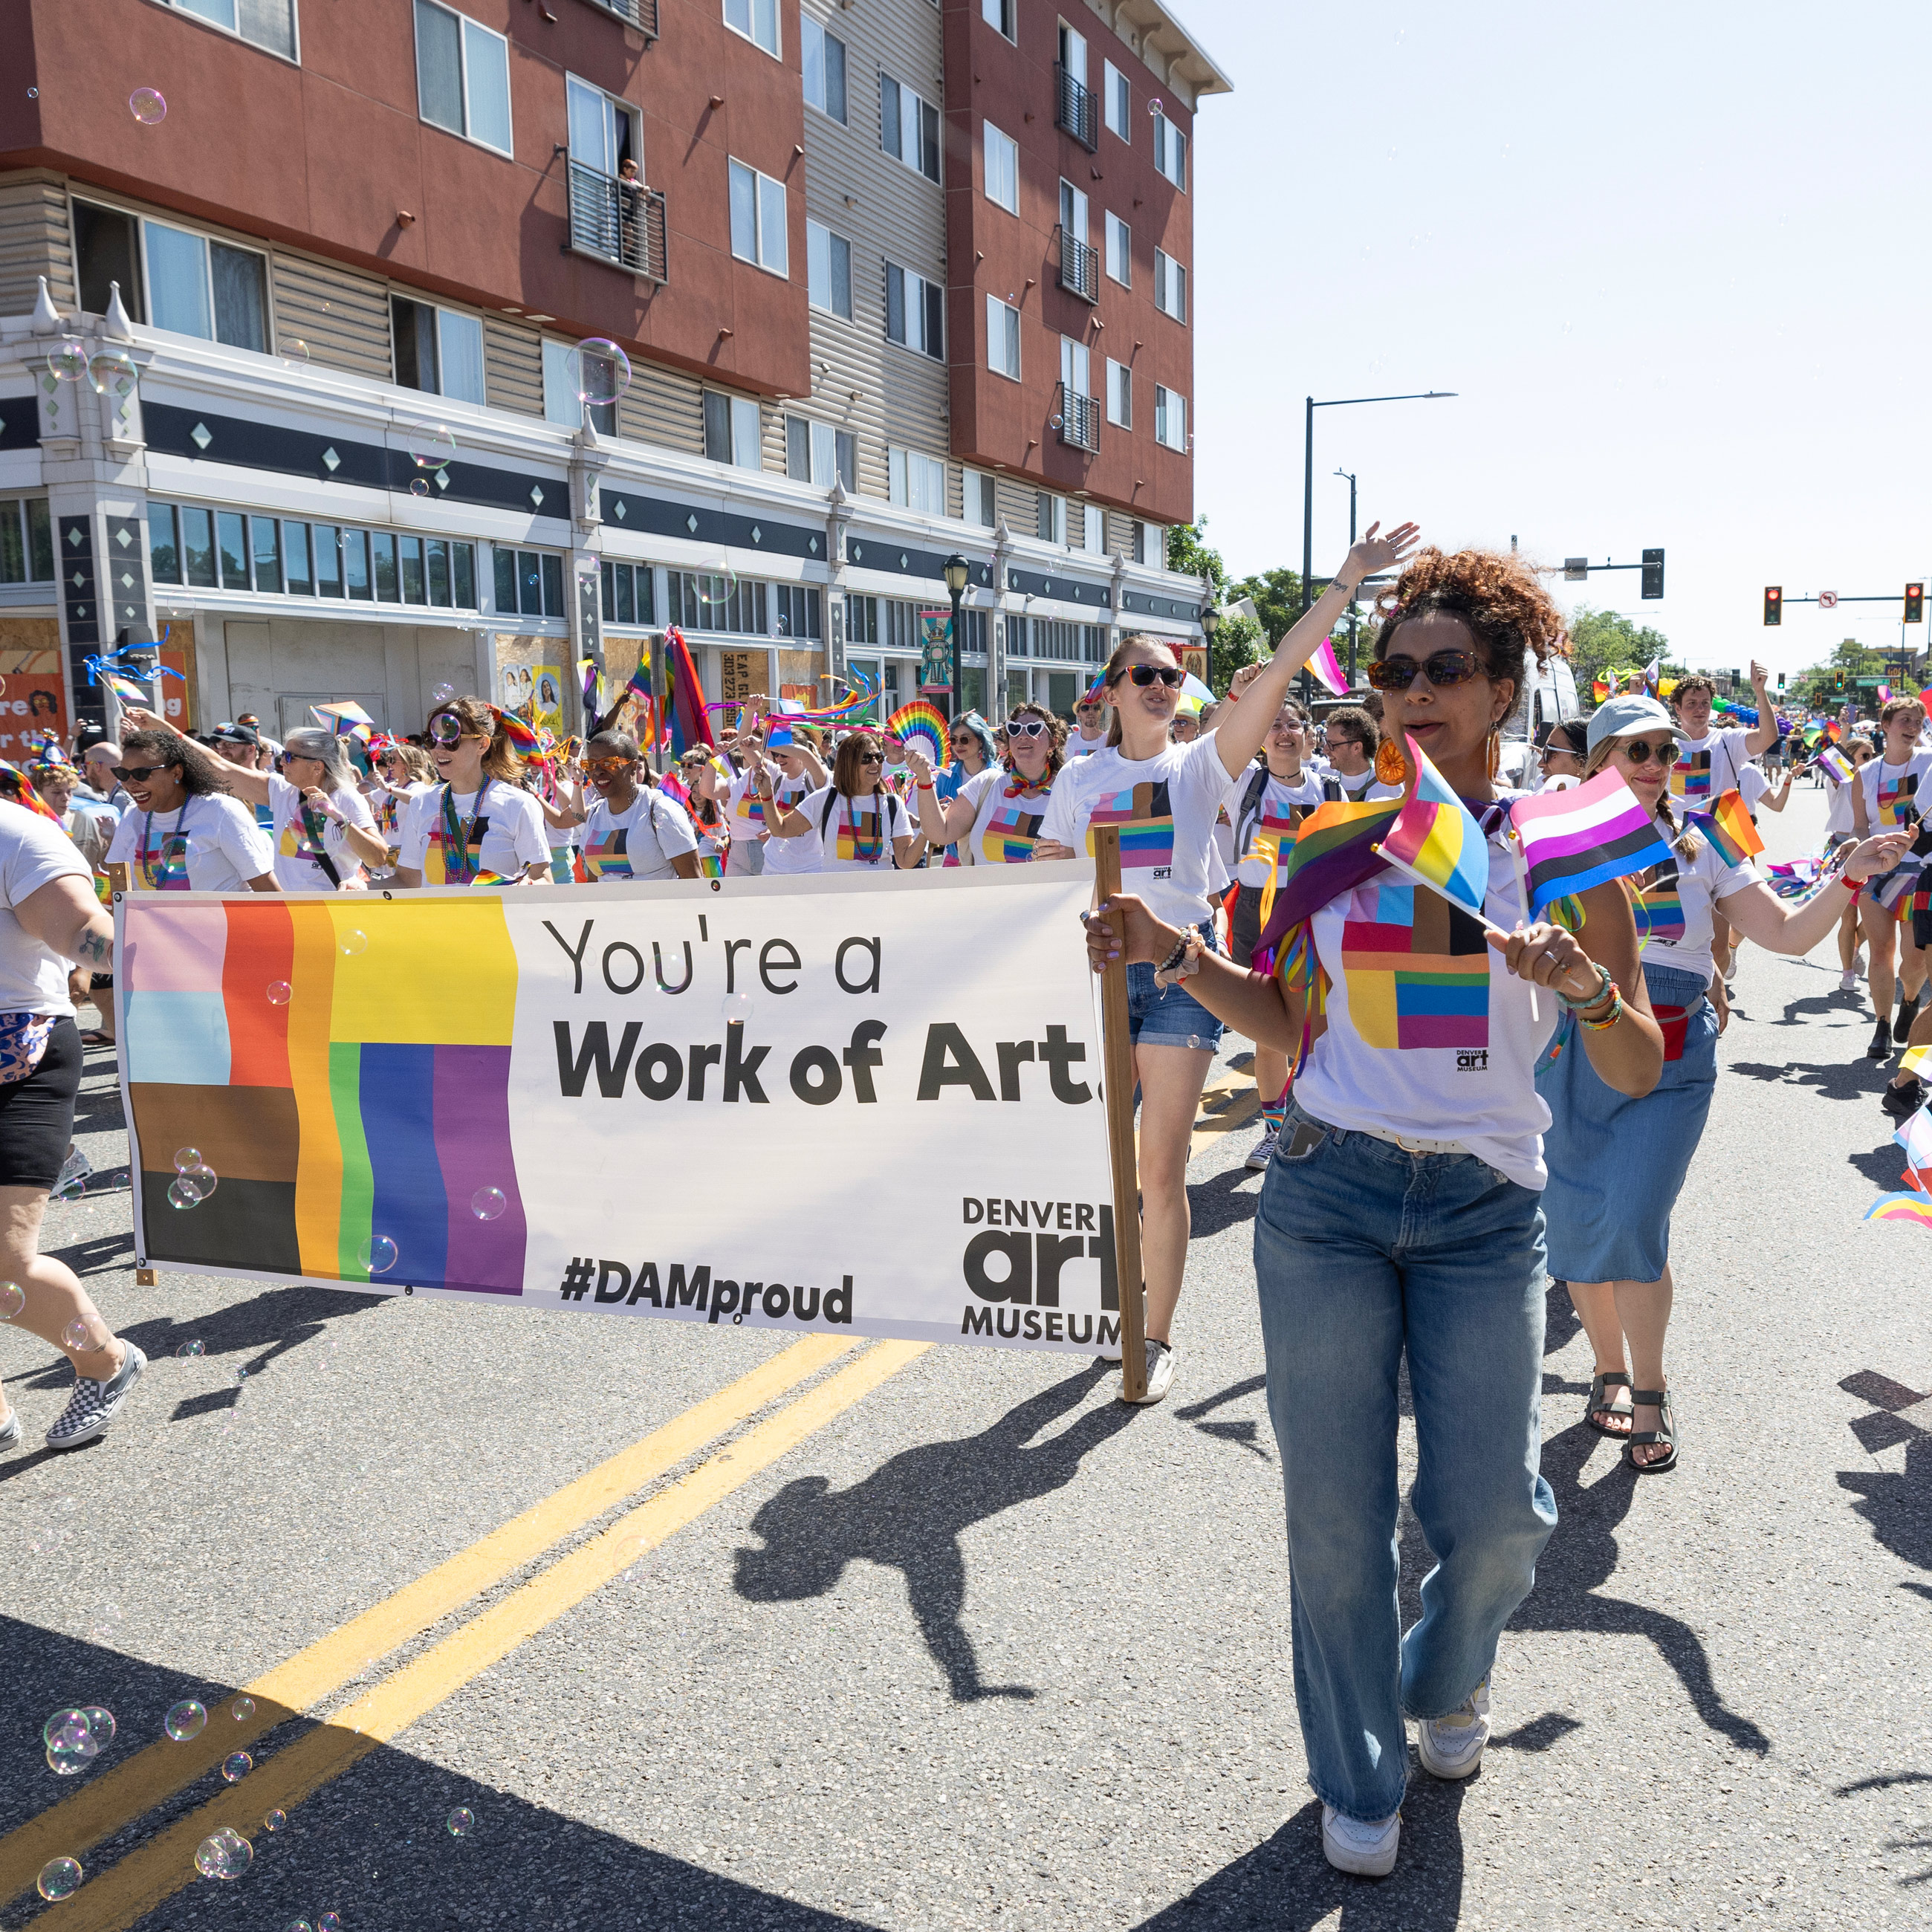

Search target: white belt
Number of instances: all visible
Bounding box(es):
[1349,1121,1475,1158]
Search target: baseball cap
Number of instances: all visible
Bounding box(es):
[210,722,259,746]
[1585,693,1673,756]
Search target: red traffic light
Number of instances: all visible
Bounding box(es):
[1763,586,1782,626]
[1907,582,1925,625]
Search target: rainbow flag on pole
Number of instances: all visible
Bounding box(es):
[1253,793,1403,960]
[1684,788,1765,866]
[1375,737,1490,917]
[1507,768,1675,915]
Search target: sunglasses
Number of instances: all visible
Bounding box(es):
[429,715,469,746]
[1115,664,1184,689]
[857,753,884,765]
[111,764,172,784]
[1366,649,1483,692]
[1267,716,1304,733]
[1540,744,1581,761]
[1005,719,1048,738]
[1615,737,1681,768]
[585,759,634,776]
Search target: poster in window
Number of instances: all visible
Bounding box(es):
[1179,644,1209,687]
[718,649,763,706]
[919,609,953,693]
[159,617,196,731]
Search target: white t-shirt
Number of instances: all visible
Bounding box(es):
[1066,732,1108,761]
[1225,765,1327,889]
[794,785,912,871]
[954,765,1057,865]
[1291,831,1558,1190]
[1859,750,1932,832]
[398,779,550,884]
[106,794,275,893]
[1039,734,1236,928]
[0,810,92,1016]
[579,788,698,883]
[268,773,375,893]
[1824,759,1865,840]
[758,770,818,875]
[1737,765,1769,813]
[727,768,777,849]
[1630,833,1759,988]
[1670,727,1754,808]
[366,780,434,846]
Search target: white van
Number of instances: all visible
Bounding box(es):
[1497,655,1581,788]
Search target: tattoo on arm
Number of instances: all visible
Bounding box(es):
[76,929,111,965]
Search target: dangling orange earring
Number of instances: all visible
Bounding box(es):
[1485,724,1502,781]
[1375,738,1407,785]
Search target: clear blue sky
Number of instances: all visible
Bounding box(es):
[1187,0,1931,684]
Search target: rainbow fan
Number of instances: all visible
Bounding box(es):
[886,699,948,770]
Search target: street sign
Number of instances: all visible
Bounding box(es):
[1563,557,1589,582]
[1819,591,1839,609]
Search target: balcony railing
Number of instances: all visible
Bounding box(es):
[579,0,657,36]
[567,158,668,284]
[1057,386,1100,454]
[1057,225,1099,305]
[1054,64,1098,151]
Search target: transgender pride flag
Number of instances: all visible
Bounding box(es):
[1508,768,1674,916]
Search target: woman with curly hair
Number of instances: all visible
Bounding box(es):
[904,701,1064,862]
[103,727,276,892]
[1540,696,1907,1472]
[1082,543,1666,1876]
[394,696,551,886]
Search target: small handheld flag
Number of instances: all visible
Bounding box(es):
[1373,736,1491,918]
[1893,1100,1932,1195]
[1253,794,1404,962]
[1684,789,1765,867]
[105,674,149,706]
[1816,746,1855,786]
[492,706,542,753]
[311,701,376,731]
[1864,1190,1932,1231]
[1508,768,1676,915]
[1307,635,1349,698]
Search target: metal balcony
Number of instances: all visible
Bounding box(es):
[1057,386,1100,454]
[567,158,668,284]
[1056,226,1099,304]
[1054,64,1098,151]
[578,0,657,36]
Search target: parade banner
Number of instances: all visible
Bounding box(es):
[117,869,1122,1354]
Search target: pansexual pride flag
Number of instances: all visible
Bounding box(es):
[120,897,526,1294]
[1508,768,1674,915]
[1685,789,1764,867]
[1864,1190,1932,1231]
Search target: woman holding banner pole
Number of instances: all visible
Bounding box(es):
[1036,523,1420,1409]
[1084,546,1662,1875]
[1541,698,1909,1472]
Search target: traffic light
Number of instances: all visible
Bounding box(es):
[1641,548,1664,599]
[1763,586,1782,626]
[1908,582,1925,625]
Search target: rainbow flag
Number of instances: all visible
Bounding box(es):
[0,762,66,827]
[1254,793,1404,961]
[1375,737,1490,916]
[887,699,948,769]
[312,701,375,732]
[1591,675,1612,704]
[1685,788,1764,866]
[105,673,150,706]
[664,626,714,756]
[1308,635,1348,698]
[1508,768,1675,915]
[1864,1190,1932,1231]
[122,897,527,1292]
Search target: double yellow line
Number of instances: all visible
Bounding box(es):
[3,1334,925,1931]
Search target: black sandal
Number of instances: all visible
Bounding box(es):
[1586,1369,1633,1436]
[1624,1387,1678,1473]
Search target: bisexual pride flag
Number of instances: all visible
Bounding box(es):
[1508,768,1675,916]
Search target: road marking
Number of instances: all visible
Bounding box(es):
[0,1332,855,1907]
[49,1339,928,1932]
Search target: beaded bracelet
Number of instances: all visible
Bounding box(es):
[1557,960,1614,1013]
[1577,985,1624,1031]
[1153,928,1207,989]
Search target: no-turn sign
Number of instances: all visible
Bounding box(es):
[1819,591,1839,609]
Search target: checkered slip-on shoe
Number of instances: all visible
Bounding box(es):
[46,1343,146,1450]
[0,1407,19,1449]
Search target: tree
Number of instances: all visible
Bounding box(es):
[1789,635,1922,710]
[1565,606,1678,698]
[1164,522,1228,598]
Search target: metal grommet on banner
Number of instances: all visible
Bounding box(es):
[404,1286,414,1295]
[710,878,722,892]
[382,891,393,901]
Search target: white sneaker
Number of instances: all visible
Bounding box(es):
[1841,970,1859,993]
[1245,1120,1280,1171]
[1321,1803,1400,1877]
[1722,956,1738,984]
[1416,1675,1491,1779]
[53,1147,91,1199]
[1122,1338,1176,1406]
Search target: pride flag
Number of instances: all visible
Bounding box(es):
[1375,736,1490,918]
[0,762,65,826]
[1893,1100,1932,1195]
[1685,789,1764,866]
[1253,793,1403,961]
[1816,746,1855,786]
[1508,768,1675,915]
[1308,635,1349,698]
[1864,1190,1932,1231]
[1591,675,1612,704]
[664,626,715,756]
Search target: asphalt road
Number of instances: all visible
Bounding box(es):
[2,778,1928,1931]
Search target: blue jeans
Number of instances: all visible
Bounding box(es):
[1125,921,1225,1050]
[1254,1100,1557,1821]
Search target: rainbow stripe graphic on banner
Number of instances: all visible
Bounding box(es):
[1338,877,1489,1051]
[1085,781,1176,874]
[122,898,527,1293]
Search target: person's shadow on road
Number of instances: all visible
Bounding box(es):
[733,1361,1134,1702]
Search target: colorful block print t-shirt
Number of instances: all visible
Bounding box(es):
[1226,767,1328,889]
[1290,833,1560,1190]
[579,788,699,883]
[267,773,376,893]
[106,794,275,894]
[1670,727,1754,805]
[1039,734,1237,928]
[792,785,912,871]
[1858,750,1932,833]
[947,765,1057,866]
[1630,834,1757,988]
[396,780,549,886]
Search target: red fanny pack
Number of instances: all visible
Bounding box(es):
[1650,1001,1699,1063]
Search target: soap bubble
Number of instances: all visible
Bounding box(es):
[432,682,456,704]
[62,1318,90,1350]
[720,993,753,1025]
[0,1280,22,1318]
[82,1706,116,1746]
[175,1146,203,1173]
[285,1922,314,1932]
[319,1915,343,1932]
[571,338,632,407]
[194,1826,252,1880]
[358,1234,398,1274]
[44,1708,90,1748]
[130,87,167,124]
[168,1176,207,1210]
[232,1694,256,1721]
[446,1806,475,1836]
[267,981,292,1005]
[409,477,429,498]
[37,1857,82,1901]
[47,1737,97,1774]
[340,930,368,956]
[1050,414,1063,429]
[1148,96,1164,115]
[406,422,456,470]
[175,1338,205,1358]
[47,337,88,383]
[264,1809,288,1833]
[283,339,311,369]
[470,1187,507,1222]
[221,1751,253,1781]
[694,563,739,615]
[88,349,138,398]
[1186,1035,1202,1050]
[164,1699,207,1741]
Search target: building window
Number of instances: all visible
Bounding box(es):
[1060,334,1090,400]
[415,0,512,156]
[491,547,567,617]
[566,74,640,182]
[543,338,616,434]
[885,263,944,360]
[806,220,852,318]
[724,0,779,57]
[1059,177,1089,242]
[787,417,854,490]
[72,202,141,322]
[1154,248,1187,322]
[774,583,824,641]
[1020,617,1106,663]
[986,295,1020,380]
[965,471,996,528]
[152,0,297,58]
[1105,359,1131,429]
[980,0,1014,37]
[802,18,846,122]
[1080,504,1104,552]
[889,447,947,516]
[138,218,268,351]
[668,571,770,635]
[704,392,763,469]
[1103,59,1129,139]
[600,560,655,627]
[0,499,54,584]
[879,74,940,184]
[1104,212,1130,287]
[1154,386,1187,451]
[392,296,485,405]
[1153,108,1187,189]
[984,122,1019,214]
[1037,493,1066,545]
[728,159,788,275]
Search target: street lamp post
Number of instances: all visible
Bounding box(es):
[942,552,970,721]
[1333,467,1358,687]
[1199,598,1221,693]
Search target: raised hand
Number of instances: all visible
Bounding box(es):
[1341,520,1422,586]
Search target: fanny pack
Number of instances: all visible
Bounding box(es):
[1650,995,1705,1063]
[0,1011,56,1086]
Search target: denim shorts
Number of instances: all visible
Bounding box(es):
[1127,921,1225,1051]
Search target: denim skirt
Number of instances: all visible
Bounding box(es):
[1533,962,1717,1284]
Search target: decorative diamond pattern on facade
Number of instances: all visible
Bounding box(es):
[808,536,819,554]
[189,422,212,450]
[67,525,84,548]
[613,501,626,520]
[435,469,450,491]
[687,513,699,534]
[114,526,132,550]
[751,526,762,544]
[71,570,85,590]
[322,447,340,472]
[530,486,545,508]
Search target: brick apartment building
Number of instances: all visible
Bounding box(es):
[0,0,1227,747]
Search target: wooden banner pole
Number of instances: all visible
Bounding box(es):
[1091,826,1147,1402]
